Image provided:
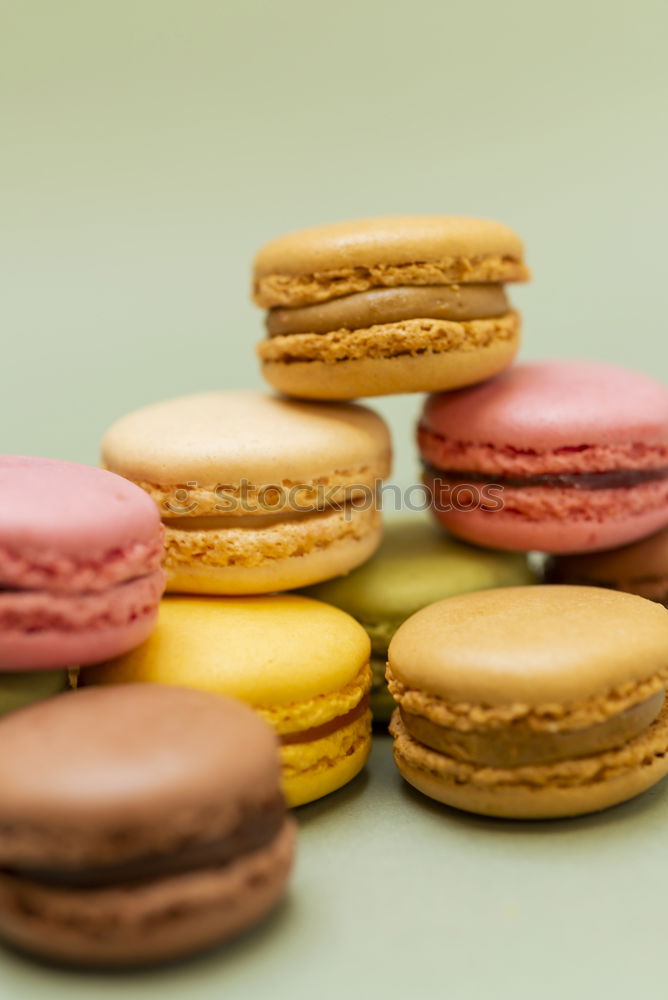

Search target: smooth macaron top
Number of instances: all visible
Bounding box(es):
[102,390,391,487]
[0,456,164,592]
[304,518,532,635]
[0,684,282,866]
[253,215,526,279]
[421,362,668,450]
[0,455,161,559]
[86,595,371,706]
[388,586,668,706]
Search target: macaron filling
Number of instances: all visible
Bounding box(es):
[280,695,369,745]
[4,793,288,890]
[423,462,668,491]
[399,690,665,767]
[266,284,510,336]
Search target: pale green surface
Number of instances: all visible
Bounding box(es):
[0,672,67,716]
[3,0,668,996]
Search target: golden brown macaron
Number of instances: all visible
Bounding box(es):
[388,586,668,819]
[253,215,529,400]
[101,390,391,594]
[546,525,668,604]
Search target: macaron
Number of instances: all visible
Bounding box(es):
[546,524,668,604]
[303,517,534,721]
[0,455,166,671]
[82,594,372,807]
[0,684,294,968]
[0,671,68,717]
[102,390,391,594]
[418,361,668,554]
[253,215,529,400]
[388,586,668,819]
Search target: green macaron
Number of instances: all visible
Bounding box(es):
[0,671,69,717]
[304,517,535,721]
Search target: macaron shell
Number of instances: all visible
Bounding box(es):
[0,610,160,672]
[433,501,668,555]
[420,362,668,449]
[0,685,283,866]
[85,595,370,708]
[101,390,391,489]
[392,706,668,819]
[164,515,382,595]
[0,570,165,671]
[261,334,519,401]
[0,818,295,968]
[388,586,668,707]
[254,215,526,278]
[283,721,371,807]
[0,455,163,565]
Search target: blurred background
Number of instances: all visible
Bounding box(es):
[3,0,667,490]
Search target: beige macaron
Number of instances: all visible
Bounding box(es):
[388,586,668,819]
[253,215,529,400]
[101,390,391,594]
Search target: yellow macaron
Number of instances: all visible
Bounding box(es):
[82,594,372,807]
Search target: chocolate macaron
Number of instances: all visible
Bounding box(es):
[0,685,295,967]
[253,215,528,399]
[546,524,668,605]
[388,586,668,819]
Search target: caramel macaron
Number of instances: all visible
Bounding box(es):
[253,215,529,400]
[102,390,391,594]
[388,586,668,819]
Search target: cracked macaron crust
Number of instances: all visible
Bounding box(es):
[102,391,391,594]
[253,215,529,400]
[388,586,668,819]
[0,684,295,968]
[304,517,533,722]
[82,595,373,807]
[0,456,166,671]
[419,361,668,554]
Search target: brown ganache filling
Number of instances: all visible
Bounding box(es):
[423,462,668,491]
[3,794,286,890]
[266,284,509,337]
[400,690,665,767]
[281,696,370,745]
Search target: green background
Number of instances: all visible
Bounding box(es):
[3,1,668,996]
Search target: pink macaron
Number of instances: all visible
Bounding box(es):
[0,456,166,670]
[418,361,668,554]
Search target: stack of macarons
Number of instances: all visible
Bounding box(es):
[5,213,668,970]
[90,215,534,811]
